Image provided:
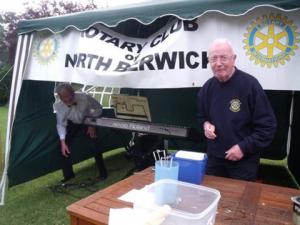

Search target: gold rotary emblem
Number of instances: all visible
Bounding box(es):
[230,99,241,112]
[33,33,60,65]
[243,13,299,68]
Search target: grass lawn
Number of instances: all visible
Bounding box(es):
[0,148,135,225]
[0,106,8,174]
[0,105,135,225]
[259,158,299,188]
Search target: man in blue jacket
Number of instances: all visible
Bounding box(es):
[197,38,277,181]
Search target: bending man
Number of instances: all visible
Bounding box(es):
[54,83,108,183]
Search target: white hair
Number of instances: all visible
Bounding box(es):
[55,83,74,95]
[208,38,235,57]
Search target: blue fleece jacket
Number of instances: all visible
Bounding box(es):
[196,68,277,158]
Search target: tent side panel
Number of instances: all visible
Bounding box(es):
[262,90,292,160]
[7,82,292,186]
[7,80,126,186]
[0,34,33,204]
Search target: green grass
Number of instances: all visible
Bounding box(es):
[0,148,135,225]
[0,105,136,225]
[0,105,8,174]
[259,158,299,188]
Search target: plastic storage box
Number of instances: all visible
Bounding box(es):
[173,151,208,184]
[134,179,221,225]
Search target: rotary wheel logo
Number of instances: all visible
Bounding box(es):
[33,34,60,65]
[243,13,299,68]
[229,99,241,112]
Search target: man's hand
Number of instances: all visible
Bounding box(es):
[60,140,71,158]
[203,121,217,140]
[87,126,97,139]
[225,144,244,161]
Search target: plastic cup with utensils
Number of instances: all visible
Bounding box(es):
[154,160,179,205]
[155,160,179,181]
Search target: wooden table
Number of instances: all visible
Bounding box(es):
[67,168,300,225]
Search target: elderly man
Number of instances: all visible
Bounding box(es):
[196,38,277,181]
[54,83,107,183]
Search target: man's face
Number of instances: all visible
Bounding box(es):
[59,89,75,106]
[208,43,236,82]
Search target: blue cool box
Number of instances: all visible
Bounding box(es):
[173,151,207,184]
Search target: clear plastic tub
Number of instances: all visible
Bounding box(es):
[134,179,221,225]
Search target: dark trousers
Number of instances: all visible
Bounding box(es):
[61,121,107,179]
[205,154,260,181]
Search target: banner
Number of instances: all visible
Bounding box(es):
[24,6,300,90]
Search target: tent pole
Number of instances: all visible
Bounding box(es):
[0,33,33,205]
[285,91,299,187]
[286,91,294,158]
